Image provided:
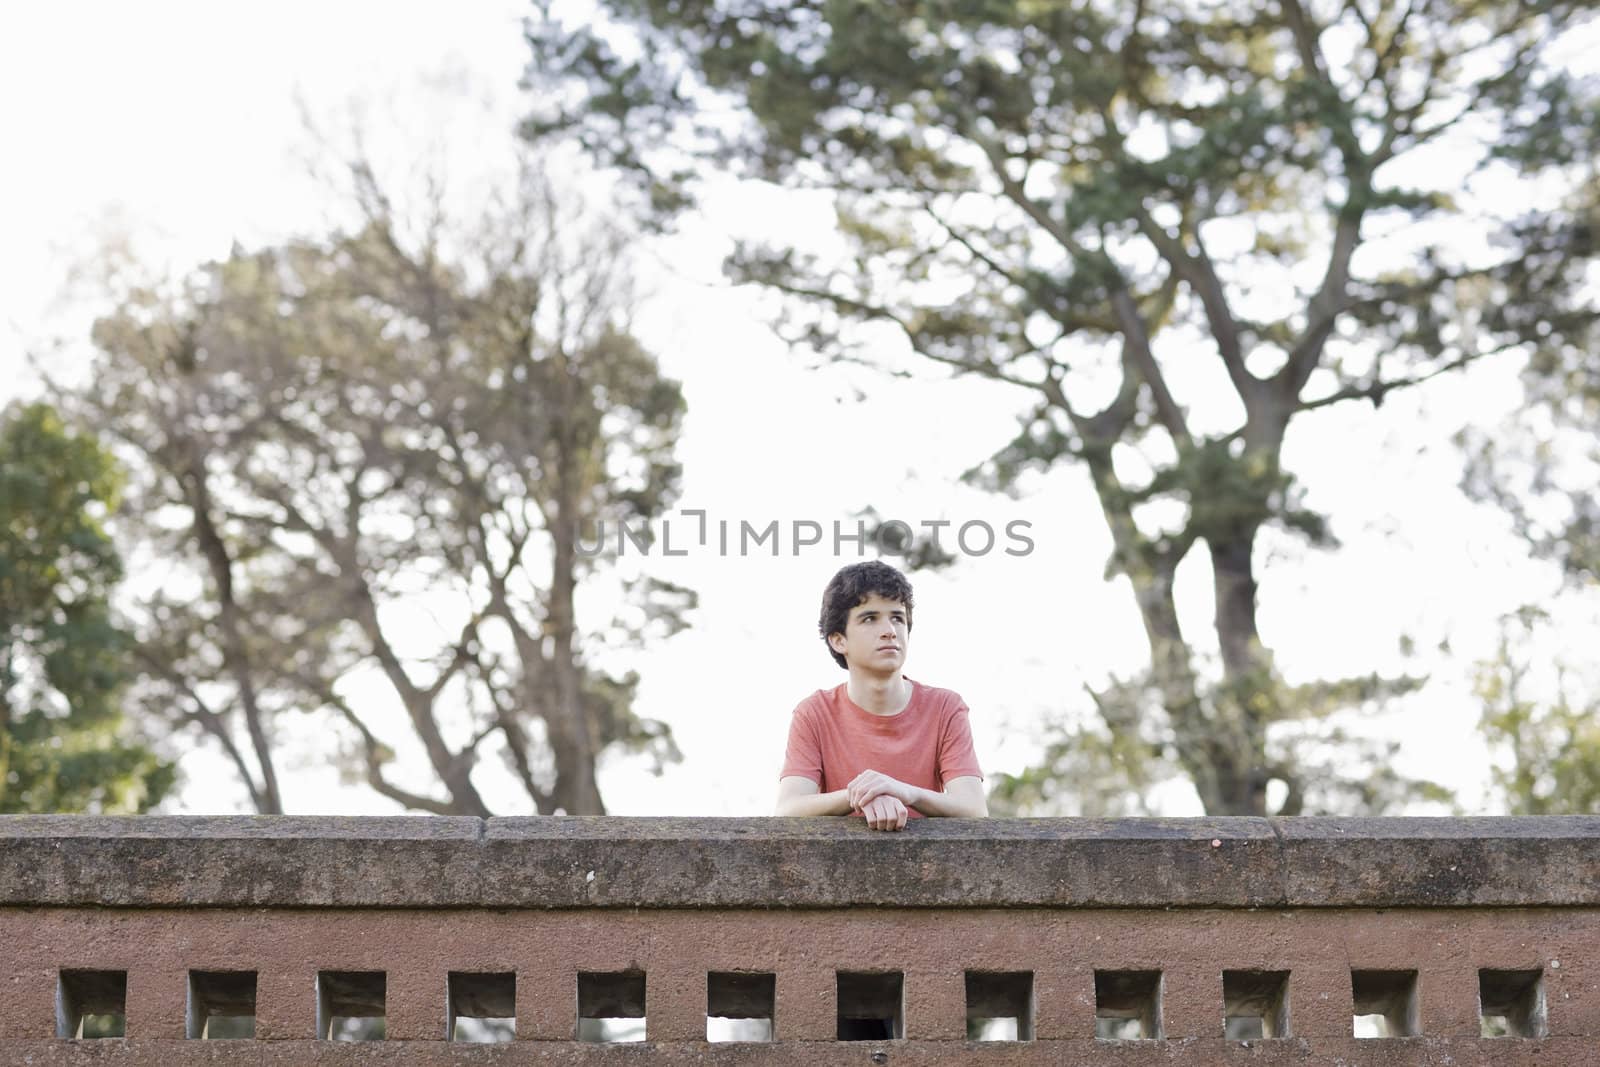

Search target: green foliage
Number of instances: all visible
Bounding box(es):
[1459,170,1600,587]
[528,1,1599,813]
[0,403,174,812]
[1478,609,1600,815]
[989,666,1444,817]
[1129,438,1334,549]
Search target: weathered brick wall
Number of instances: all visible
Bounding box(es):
[2,816,1598,1063]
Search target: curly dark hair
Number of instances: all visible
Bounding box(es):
[818,561,915,669]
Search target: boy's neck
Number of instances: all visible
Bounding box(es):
[846,671,912,716]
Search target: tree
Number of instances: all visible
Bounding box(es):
[1460,148,1599,812]
[1459,164,1600,586]
[1476,608,1600,814]
[0,402,174,813]
[525,0,1598,814]
[68,157,690,815]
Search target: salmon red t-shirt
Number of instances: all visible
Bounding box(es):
[779,679,983,817]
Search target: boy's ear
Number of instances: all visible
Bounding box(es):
[828,632,847,655]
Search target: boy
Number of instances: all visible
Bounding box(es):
[775,560,986,830]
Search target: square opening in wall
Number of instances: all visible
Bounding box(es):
[966,971,1033,1041]
[837,971,903,1040]
[57,970,127,1039]
[578,970,646,1042]
[707,971,775,1042]
[317,971,386,1041]
[1095,970,1162,1040]
[1223,970,1289,1040]
[1479,969,1546,1038]
[1352,969,1418,1038]
[449,971,515,1043]
[187,971,256,1039]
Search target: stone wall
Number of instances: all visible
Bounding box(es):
[2,815,1597,1063]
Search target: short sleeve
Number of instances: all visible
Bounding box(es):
[779,700,824,784]
[937,698,984,783]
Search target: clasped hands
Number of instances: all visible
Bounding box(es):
[847,769,921,831]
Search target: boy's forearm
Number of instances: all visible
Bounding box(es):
[774,788,854,817]
[907,786,989,818]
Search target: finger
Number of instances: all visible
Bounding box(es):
[868,799,890,830]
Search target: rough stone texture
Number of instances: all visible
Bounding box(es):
[5,818,1600,1062]
[2,1040,1599,1064]
[1276,816,1600,906]
[4,815,1599,909]
[2,906,1596,1043]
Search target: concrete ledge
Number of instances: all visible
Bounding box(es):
[0,815,1597,910]
[1276,815,1600,906]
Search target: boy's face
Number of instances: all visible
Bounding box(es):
[828,593,910,674]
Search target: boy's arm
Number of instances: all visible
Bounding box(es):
[907,775,987,818]
[774,774,853,816]
[847,771,989,818]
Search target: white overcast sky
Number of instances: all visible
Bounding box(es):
[3,2,1595,817]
